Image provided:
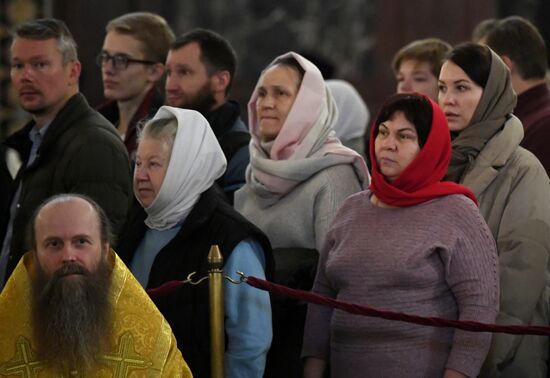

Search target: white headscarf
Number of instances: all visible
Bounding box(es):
[326,79,370,141]
[137,106,227,230]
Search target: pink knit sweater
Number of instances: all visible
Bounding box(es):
[302,191,499,378]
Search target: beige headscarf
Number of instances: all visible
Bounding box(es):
[246,52,369,205]
[446,47,517,182]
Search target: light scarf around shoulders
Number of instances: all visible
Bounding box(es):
[139,106,227,230]
[446,48,517,183]
[246,52,370,204]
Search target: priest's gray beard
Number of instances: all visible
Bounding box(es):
[31,255,113,373]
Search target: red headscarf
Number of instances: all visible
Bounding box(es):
[369,94,477,206]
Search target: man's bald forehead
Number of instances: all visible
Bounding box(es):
[29,194,112,251]
[38,195,95,212]
[35,196,100,227]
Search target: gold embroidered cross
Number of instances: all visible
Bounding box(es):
[100,333,152,378]
[0,336,44,377]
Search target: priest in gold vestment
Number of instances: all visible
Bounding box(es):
[0,194,192,377]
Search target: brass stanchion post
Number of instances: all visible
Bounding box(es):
[208,245,224,378]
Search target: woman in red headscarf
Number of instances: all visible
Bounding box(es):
[302,93,499,378]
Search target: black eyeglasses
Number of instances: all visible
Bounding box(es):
[96,52,156,71]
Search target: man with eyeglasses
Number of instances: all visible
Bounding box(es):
[97,12,174,159]
[0,18,132,290]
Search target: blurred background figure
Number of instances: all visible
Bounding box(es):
[326,79,370,159]
[117,106,273,378]
[303,93,498,378]
[439,42,550,378]
[477,16,550,176]
[392,38,452,101]
[471,18,499,43]
[235,51,369,377]
[96,12,174,160]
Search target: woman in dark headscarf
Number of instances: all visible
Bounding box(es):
[439,42,550,377]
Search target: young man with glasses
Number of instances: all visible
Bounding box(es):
[97,12,174,159]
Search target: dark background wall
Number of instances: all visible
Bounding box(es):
[2,0,549,140]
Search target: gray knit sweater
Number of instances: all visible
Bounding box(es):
[302,191,499,378]
[234,164,362,251]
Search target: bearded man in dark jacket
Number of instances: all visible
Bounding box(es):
[165,28,250,204]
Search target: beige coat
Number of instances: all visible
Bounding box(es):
[463,116,550,378]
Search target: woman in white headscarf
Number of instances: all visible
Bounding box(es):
[117,106,274,378]
[234,52,369,377]
[326,79,370,158]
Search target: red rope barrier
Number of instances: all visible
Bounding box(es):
[246,276,550,336]
[145,275,550,336]
[147,280,186,299]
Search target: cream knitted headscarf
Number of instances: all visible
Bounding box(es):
[246,52,369,204]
